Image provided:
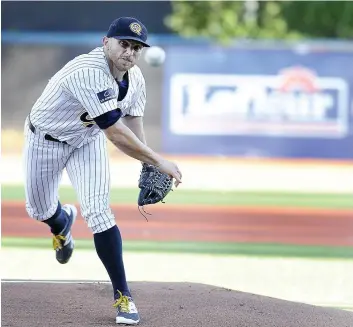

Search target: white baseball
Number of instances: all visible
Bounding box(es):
[144,46,166,67]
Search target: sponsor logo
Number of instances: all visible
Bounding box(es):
[97,88,116,104]
[169,66,349,138]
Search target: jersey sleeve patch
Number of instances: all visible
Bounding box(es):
[96,88,116,103]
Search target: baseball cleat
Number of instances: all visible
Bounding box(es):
[52,204,77,264]
[114,290,140,325]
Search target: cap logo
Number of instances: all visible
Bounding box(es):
[129,22,142,36]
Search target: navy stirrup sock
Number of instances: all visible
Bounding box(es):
[94,225,130,299]
[43,202,68,235]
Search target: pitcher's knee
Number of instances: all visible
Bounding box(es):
[84,209,116,234]
[25,201,58,221]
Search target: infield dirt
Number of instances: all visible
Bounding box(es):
[2,281,352,327]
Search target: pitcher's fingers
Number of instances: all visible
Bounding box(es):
[173,171,182,185]
[177,169,182,179]
[173,174,182,184]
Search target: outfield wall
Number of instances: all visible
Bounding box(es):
[3,36,353,159]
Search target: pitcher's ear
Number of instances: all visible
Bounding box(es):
[103,36,110,47]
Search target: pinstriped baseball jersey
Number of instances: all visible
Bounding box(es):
[25,17,153,316]
[30,47,146,148]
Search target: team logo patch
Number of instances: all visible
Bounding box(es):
[97,88,116,104]
[129,22,142,36]
[80,112,96,128]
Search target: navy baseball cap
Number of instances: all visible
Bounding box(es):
[107,17,150,47]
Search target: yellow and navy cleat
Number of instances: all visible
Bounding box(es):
[114,290,140,325]
[52,204,77,264]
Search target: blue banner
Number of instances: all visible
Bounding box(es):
[162,44,353,159]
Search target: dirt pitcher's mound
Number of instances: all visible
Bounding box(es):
[2,281,352,327]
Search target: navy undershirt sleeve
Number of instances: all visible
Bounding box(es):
[93,108,123,129]
[94,75,129,129]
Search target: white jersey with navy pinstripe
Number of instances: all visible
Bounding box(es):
[30,47,146,148]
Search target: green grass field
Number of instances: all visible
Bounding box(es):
[2,237,353,259]
[2,185,353,258]
[2,185,353,208]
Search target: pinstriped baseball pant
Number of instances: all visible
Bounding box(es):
[23,121,116,233]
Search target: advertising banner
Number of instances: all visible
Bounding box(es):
[162,45,353,159]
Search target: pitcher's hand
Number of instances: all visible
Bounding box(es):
[156,159,182,187]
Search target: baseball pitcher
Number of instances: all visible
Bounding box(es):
[23,16,182,325]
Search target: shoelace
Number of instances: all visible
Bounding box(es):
[113,290,130,313]
[52,235,66,250]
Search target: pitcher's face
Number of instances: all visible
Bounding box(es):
[104,37,143,71]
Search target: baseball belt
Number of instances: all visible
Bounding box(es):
[28,116,68,144]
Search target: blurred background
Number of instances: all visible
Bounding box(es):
[2,0,353,312]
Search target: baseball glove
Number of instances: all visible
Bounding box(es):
[137,163,173,207]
